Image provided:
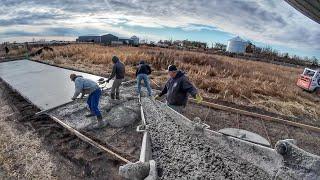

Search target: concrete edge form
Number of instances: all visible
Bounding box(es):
[118,94,157,180]
[49,115,132,163]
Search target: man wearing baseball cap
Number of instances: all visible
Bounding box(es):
[155,64,202,113]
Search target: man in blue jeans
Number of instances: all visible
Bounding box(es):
[70,74,102,122]
[136,60,152,96]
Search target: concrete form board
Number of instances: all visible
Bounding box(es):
[0,60,111,110]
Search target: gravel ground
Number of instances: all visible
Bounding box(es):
[48,85,140,129]
[142,97,271,180]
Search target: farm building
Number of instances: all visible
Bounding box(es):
[76,34,139,46]
[101,34,119,45]
[76,35,101,43]
[226,36,248,53]
[119,38,134,45]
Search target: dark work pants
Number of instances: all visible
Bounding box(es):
[111,78,123,98]
[87,88,101,116]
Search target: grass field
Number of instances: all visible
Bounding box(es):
[31,44,320,123]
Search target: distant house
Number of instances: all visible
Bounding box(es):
[76,36,101,43]
[173,40,183,46]
[180,40,207,49]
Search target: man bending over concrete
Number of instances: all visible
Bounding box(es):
[155,65,203,113]
[70,74,102,122]
[106,56,125,99]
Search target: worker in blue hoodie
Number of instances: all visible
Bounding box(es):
[155,65,203,113]
[70,74,102,122]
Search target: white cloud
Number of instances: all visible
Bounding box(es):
[1,0,319,52]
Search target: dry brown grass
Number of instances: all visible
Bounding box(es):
[0,46,28,58]
[33,44,320,122]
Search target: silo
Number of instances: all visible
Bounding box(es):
[226,36,248,53]
[130,36,139,46]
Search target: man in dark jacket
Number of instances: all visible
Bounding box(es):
[136,60,152,96]
[155,65,202,113]
[106,56,125,99]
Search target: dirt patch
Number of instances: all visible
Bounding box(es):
[0,105,56,179]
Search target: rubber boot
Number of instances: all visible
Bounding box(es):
[97,115,103,127]
[85,113,95,117]
[111,93,115,100]
[116,92,120,100]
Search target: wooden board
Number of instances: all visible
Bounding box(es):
[189,98,320,133]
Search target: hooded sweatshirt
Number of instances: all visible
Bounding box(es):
[159,71,197,106]
[108,57,125,80]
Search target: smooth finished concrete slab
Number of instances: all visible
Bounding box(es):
[0,60,112,110]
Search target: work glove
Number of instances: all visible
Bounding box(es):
[195,94,203,104]
[154,95,161,101]
[98,78,105,84]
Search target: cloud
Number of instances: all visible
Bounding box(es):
[0,12,65,26]
[0,0,319,52]
[0,30,38,37]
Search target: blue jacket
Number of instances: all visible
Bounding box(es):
[72,76,99,99]
[159,71,197,106]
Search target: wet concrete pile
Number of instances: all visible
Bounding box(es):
[142,97,271,179]
[141,96,320,180]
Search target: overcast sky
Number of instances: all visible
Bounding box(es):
[1,0,319,58]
